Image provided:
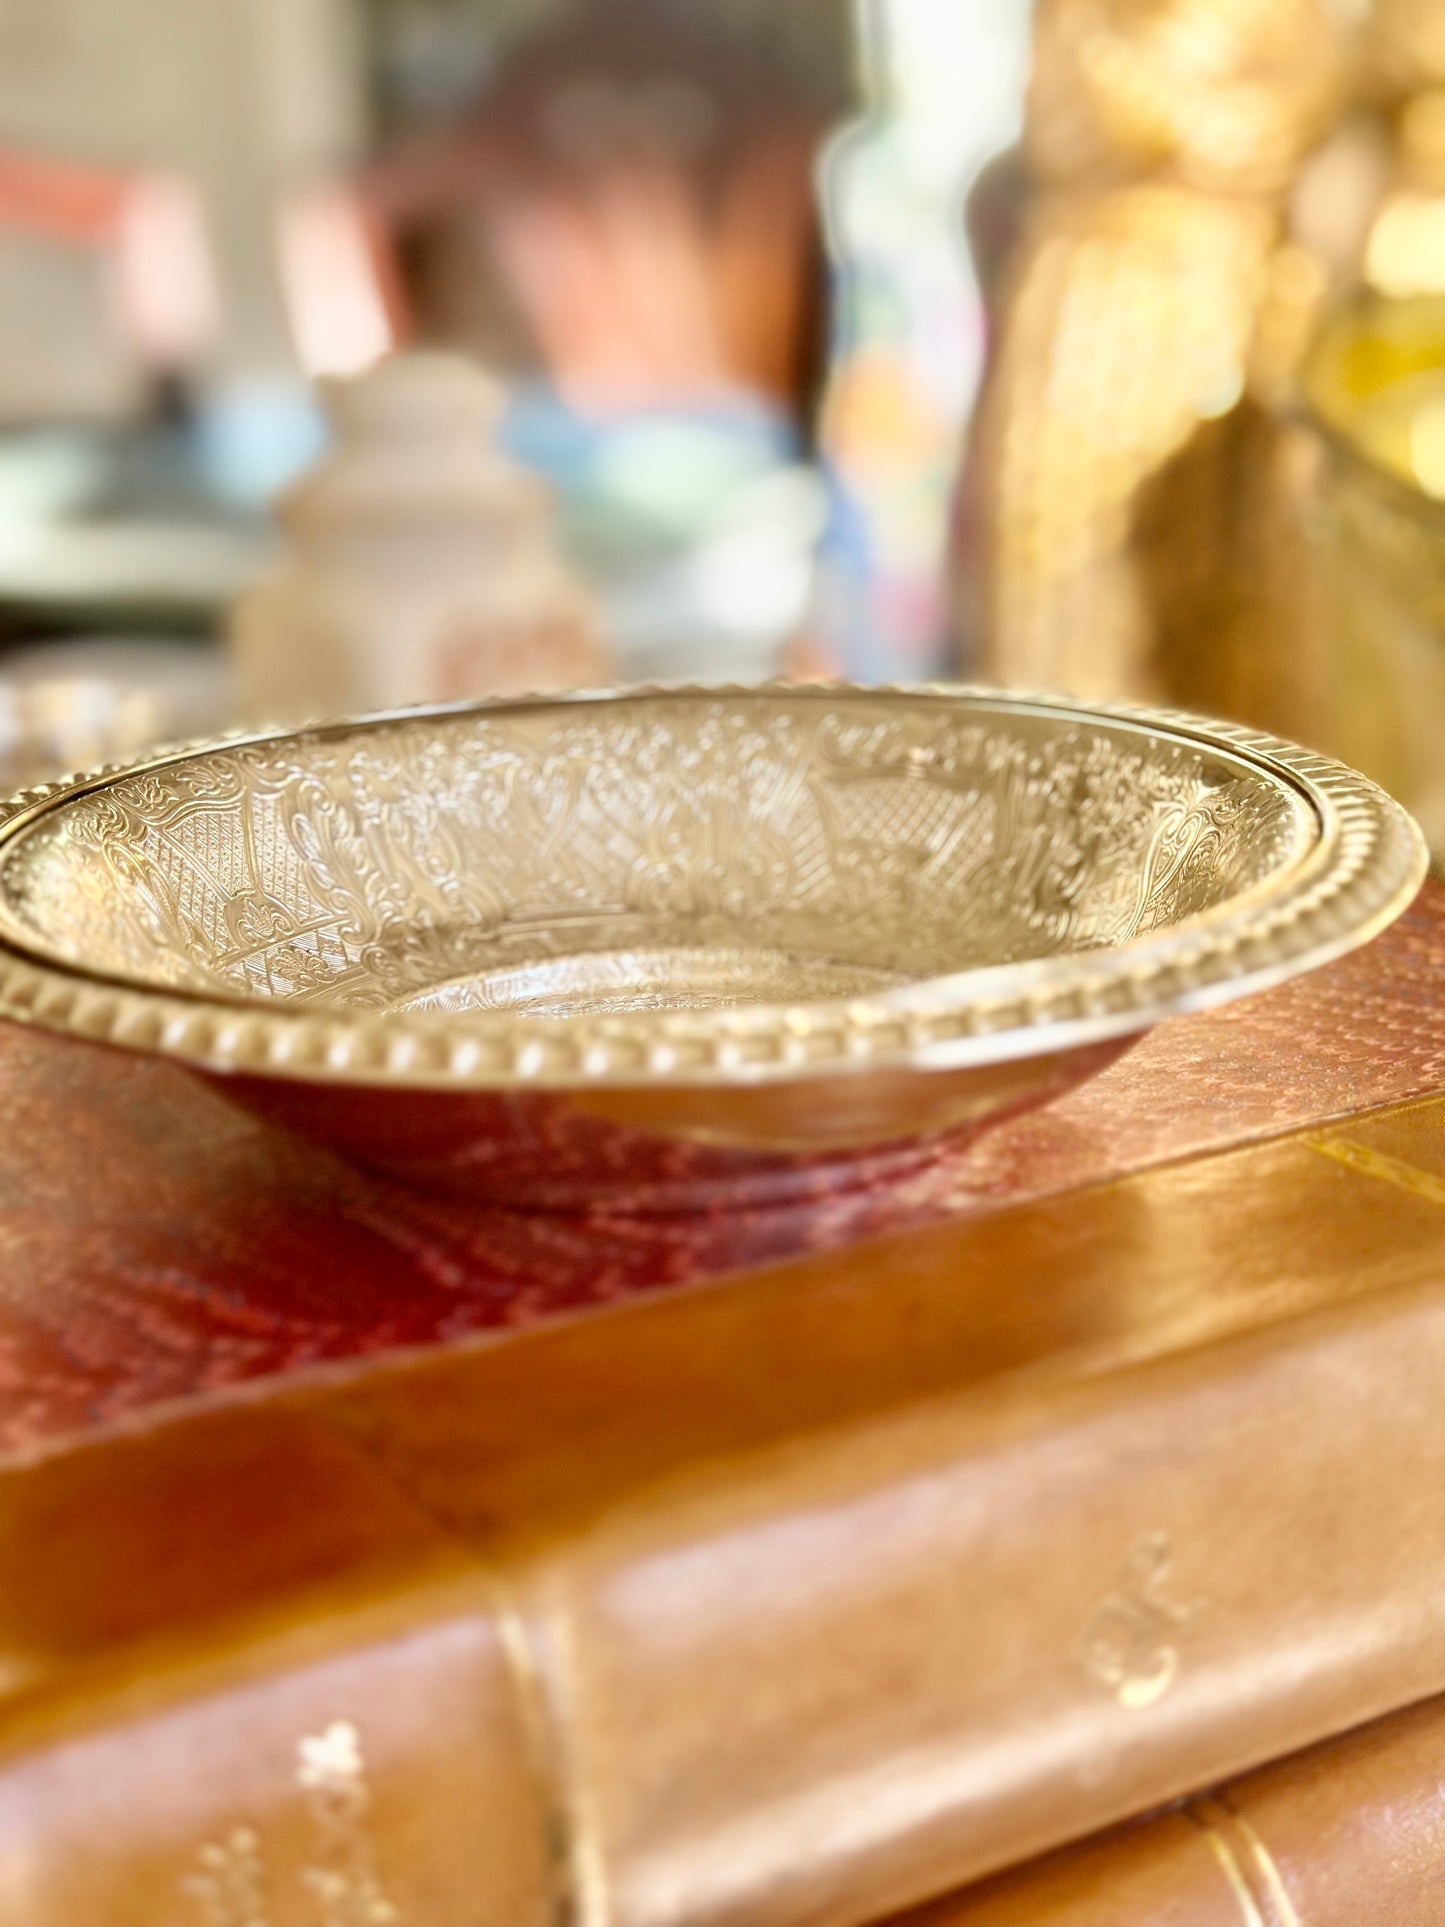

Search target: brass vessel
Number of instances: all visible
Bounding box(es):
[0,685,1422,1211]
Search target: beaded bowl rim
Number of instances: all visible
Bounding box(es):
[0,683,1424,1091]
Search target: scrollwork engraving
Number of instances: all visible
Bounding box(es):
[0,697,1309,1023]
[1083,1533,1202,1711]
[186,1828,270,1927]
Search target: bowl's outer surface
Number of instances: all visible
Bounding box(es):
[0,685,1423,1210]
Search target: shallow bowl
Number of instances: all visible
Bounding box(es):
[0,685,1424,1213]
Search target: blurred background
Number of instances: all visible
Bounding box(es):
[2,0,1444,850]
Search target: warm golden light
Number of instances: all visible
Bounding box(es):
[1408,393,1445,496]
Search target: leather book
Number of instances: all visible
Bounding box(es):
[1,877,1443,1456]
[895,1690,1445,1925]
[6,1083,1445,1923]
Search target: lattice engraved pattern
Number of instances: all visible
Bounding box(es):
[0,696,1311,1017]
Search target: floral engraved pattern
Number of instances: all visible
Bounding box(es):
[0,695,1311,1020]
[185,1721,396,1927]
[187,1828,270,1927]
[297,1721,398,1927]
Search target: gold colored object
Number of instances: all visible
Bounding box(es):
[965,0,1346,706]
[1297,294,1445,858]
[0,686,1422,1208]
[965,0,1445,739]
[1184,1797,1302,1927]
[1361,0,1445,301]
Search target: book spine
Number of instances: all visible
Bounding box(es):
[0,1583,557,1927]
[8,1275,1445,1927]
[494,1276,1445,1927]
[0,1396,562,1927]
[6,1122,1445,1927]
[894,1691,1445,1925]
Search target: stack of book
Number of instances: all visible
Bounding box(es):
[4,881,1445,1925]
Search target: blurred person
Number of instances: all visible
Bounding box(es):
[352,0,826,417]
[326,0,835,684]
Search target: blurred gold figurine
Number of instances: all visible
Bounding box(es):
[1361,0,1445,300]
[961,0,1350,717]
[1288,7,1445,857]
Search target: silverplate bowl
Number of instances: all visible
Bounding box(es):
[0,685,1424,1214]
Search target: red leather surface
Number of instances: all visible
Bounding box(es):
[1,880,1441,1457]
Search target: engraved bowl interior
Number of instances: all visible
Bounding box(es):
[0,686,1423,1212]
[0,691,1325,1010]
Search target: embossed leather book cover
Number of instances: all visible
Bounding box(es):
[6,1074,1445,1923]
[1,878,1442,1455]
[894,1690,1445,1925]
